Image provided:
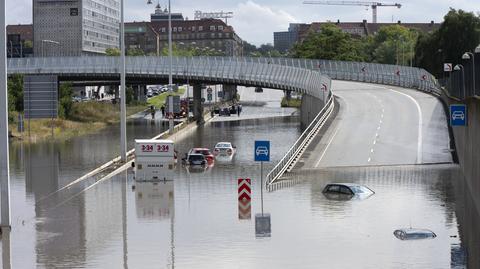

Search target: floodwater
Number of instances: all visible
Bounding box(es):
[2,87,479,268]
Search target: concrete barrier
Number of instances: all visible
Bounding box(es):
[442,92,480,215]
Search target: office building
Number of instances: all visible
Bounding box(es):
[33,0,121,56]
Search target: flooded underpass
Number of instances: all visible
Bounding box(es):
[1,88,479,268]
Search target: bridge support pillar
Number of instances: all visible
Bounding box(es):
[135,85,147,102]
[285,90,292,101]
[300,94,323,130]
[222,84,237,101]
[193,84,204,124]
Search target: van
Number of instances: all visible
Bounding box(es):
[133,139,175,181]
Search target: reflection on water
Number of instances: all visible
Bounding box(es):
[2,102,480,268]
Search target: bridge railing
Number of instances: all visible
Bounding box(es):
[265,95,335,188]
[7,56,332,101]
[239,57,441,95]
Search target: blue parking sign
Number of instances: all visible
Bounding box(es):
[254,141,270,162]
[450,104,467,126]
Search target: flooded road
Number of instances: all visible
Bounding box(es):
[2,87,479,268]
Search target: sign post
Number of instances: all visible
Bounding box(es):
[450,104,467,126]
[254,140,270,215]
[254,140,271,237]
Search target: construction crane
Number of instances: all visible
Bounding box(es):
[303,1,402,23]
[194,10,234,24]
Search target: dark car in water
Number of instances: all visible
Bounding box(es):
[322,183,374,200]
[186,153,207,166]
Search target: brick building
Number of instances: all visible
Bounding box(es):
[6,24,34,58]
[126,18,243,56]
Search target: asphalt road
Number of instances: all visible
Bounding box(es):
[302,81,453,168]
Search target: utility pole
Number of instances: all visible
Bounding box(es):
[168,0,174,134]
[119,0,127,161]
[0,0,11,229]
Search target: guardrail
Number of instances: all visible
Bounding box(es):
[265,95,335,189]
[7,56,331,101]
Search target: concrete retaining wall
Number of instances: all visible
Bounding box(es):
[300,95,324,129]
[445,96,480,214]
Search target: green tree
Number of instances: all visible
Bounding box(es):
[105,47,121,56]
[127,48,145,56]
[7,74,23,112]
[126,86,134,105]
[416,9,480,77]
[292,24,366,61]
[370,25,418,65]
[58,83,73,119]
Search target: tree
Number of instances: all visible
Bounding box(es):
[58,83,73,119]
[7,74,23,112]
[105,47,121,56]
[416,9,480,77]
[292,24,366,61]
[370,25,418,65]
[127,48,145,56]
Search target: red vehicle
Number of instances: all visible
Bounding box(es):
[188,148,215,165]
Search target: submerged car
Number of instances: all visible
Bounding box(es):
[188,148,215,164]
[185,153,207,166]
[214,142,235,156]
[394,228,437,240]
[322,183,374,200]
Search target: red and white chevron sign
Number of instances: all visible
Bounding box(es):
[238,178,251,201]
[238,199,251,220]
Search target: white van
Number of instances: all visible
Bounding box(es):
[133,139,175,181]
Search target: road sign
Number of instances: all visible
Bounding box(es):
[238,178,251,201]
[254,140,270,162]
[238,199,251,220]
[207,93,212,101]
[24,75,58,119]
[450,104,467,126]
[444,63,453,72]
[207,87,213,94]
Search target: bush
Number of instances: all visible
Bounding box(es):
[58,83,73,119]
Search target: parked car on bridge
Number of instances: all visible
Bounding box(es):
[147,89,154,98]
[214,142,236,157]
[255,87,263,93]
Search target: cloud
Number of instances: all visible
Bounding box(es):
[230,1,298,46]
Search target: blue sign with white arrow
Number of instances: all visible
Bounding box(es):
[254,140,270,162]
[450,104,467,126]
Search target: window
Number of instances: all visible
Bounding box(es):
[192,26,196,31]
[178,27,182,32]
[198,26,203,31]
[210,25,215,31]
[161,27,166,33]
[173,27,177,32]
[218,25,223,31]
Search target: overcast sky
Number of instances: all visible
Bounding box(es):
[6,0,480,46]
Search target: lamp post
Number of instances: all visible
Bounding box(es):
[119,0,127,162]
[454,64,466,99]
[41,40,60,57]
[167,0,174,134]
[462,52,475,97]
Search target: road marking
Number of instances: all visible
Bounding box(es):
[314,123,342,168]
[373,140,376,145]
[389,88,423,164]
[370,148,374,153]
[367,157,371,162]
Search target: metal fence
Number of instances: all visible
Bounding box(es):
[265,96,335,187]
[7,56,331,102]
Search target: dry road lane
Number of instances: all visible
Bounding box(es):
[302,80,452,168]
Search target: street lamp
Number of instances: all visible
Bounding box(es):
[41,40,60,57]
[454,64,466,99]
[462,51,475,96]
[119,0,127,161]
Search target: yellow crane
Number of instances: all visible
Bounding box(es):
[303,1,402,23]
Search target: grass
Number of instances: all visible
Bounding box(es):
[9,117,105,143]
[281,97,302,108]
[9,101,148,143]
[147,87,186,108]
